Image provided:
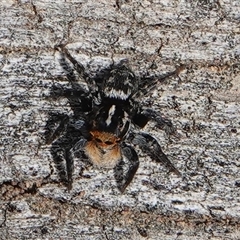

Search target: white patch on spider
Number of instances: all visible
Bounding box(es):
[106,105,116,126]
[106,89,131,100]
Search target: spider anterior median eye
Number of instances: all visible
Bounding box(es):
[105,141,113,145]
[95,138,102,143]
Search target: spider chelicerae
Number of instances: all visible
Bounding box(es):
[45,45,181,193]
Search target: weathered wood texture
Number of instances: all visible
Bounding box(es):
[0,0,239,239]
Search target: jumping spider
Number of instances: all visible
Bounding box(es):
[45,46,181,193]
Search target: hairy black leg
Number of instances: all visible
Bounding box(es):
[53,48,93,117]
[65,149,74,191]
[55,44,86,81]
[50,138,69,188]
[50,134,88,191]
[133,108,176,135]
[45,113,70,186]
[138,66,184,97]
[57,47,78,83]
[45,113,69,144]
[45,113,87,190]
[130,132,181,176]
[114,144,139,193]
[47,80,92,118]
[67,138,87,190]
[58,45,98,93]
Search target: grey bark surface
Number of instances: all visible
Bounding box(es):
[0,0,239,239]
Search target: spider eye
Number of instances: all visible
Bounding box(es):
[104,141,113,145]
[95,138,102,143]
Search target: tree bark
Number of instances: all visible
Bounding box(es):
[0,0,239,239]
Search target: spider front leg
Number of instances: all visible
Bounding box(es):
[46,115,88,191]
[65,119,91,190]
[45,113,69,145]
[114,143,139,193]
[57,45,98,93]
[130,132,181,176]
[50,139,69,188]
[50,136,84,191]
[56,44,86,79]
[67,137,88,190]
[133,108,176,136]
[45,113,71,187]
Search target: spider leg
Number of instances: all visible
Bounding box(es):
[57,45,98,93]
[46,113,89,190]
[57,48,78,83]
[67,138,88,190]
[137,66,185,97]
[56,44,86,80]
[54,48,93,118]
[114,144,139,193]
[50,137,70,188]
[130,132,181,176]
[133,108,176,135]
[45,112,70,188]
[45,113,69,144]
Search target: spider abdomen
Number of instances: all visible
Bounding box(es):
[102,61,138,101]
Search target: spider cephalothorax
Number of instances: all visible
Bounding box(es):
[45,46,180,193]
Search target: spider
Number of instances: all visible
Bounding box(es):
[45,45,181,193]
